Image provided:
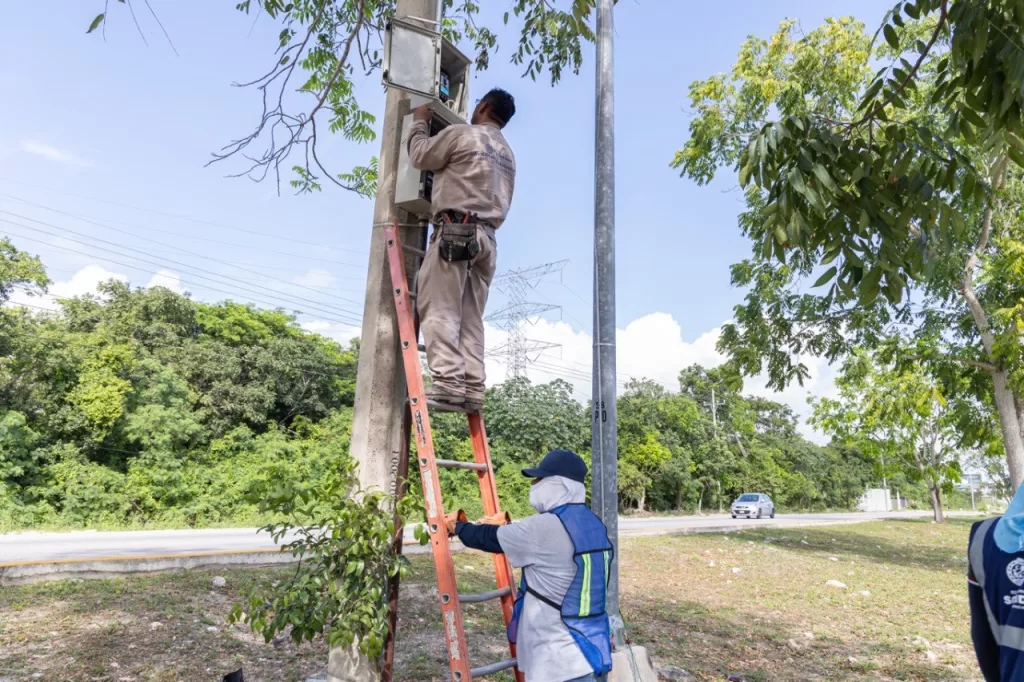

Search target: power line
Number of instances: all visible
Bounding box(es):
[0,178,370,255]
[1,225,364,328]
[531,358,629,387]
[4,301,60,314]
[0,211,366,318]
[0,194,370,296]
[1,218,365,325]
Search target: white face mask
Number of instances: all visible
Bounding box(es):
[529,476,587,513]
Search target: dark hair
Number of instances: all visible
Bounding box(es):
[482,88,516,126]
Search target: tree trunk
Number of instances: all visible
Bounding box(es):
[675,486,682,511]
[993,370,1024,491]
[929,485,945,523]
[961,154,1024,491]
[637,490,646,513]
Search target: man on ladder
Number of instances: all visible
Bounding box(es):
[447,449,614,682]
[407,88,517,412]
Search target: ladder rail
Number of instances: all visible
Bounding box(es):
[386,221,524,682]
[469,413,521,670]
[384,223,472,680]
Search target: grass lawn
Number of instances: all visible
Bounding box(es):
[0,518,983,681]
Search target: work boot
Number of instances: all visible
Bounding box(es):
[426,385,466,412]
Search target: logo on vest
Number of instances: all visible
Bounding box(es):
[1008,558,1024,586]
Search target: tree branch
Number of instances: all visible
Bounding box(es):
[904,353,997,373]
[207,0,373,196]
[850,0,948,129]
[961,153,1010,357]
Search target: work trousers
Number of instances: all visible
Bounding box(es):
[417,224,497,400]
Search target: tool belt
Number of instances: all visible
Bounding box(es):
[435,210,488,263]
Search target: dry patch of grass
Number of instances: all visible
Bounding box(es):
[622,517,982,681]
[0,518,982,681]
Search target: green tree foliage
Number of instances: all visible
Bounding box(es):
[676,5,1024,490]
[0,249,360,529]
[429,370,882,519]
[1,239,918,529]
[812,350,964,522]
[0,237,49,304]
[88,0,600,195]
[230,446,425,661]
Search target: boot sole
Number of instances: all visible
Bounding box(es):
[427,399,472,413]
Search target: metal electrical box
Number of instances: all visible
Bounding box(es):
[383,18,472,215]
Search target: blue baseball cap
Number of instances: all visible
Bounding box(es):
[522,449,588,484]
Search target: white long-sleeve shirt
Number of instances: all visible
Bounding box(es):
[497,514,593,682]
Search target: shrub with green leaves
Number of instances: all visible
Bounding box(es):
[230,452,426,660]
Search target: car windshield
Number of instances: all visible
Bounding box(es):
[738,494,759,502]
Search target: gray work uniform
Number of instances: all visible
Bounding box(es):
[497,514,593,682]
[406,120,515,401]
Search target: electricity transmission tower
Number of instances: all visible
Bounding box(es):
[486,259,568,379]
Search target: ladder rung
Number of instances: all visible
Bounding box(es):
[436,459,488,472]
[408,291,417,300]
[459,586,511,604]
[470,658,518,677]
[402,244,427,258]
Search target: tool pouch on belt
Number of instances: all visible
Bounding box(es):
[437,221,480,263]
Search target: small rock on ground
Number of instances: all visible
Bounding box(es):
[657,666,696,681]
[149,622,163,630]
[825,579,848,589]
[212,576,227,588]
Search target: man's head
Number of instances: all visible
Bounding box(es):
[472,88,516,127]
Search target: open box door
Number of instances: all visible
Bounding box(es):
[382,18,442,100]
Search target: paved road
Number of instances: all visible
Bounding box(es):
[0,511,948,565]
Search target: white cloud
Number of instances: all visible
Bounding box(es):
[481,312,836,443]
[294,269,337,288]
[302,319,362,347]
[5,265,127,312]
[51,265,128,298]
[20,140,94,168]
[255,307,841,442]
[146,270,184,294]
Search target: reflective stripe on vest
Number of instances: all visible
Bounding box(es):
[970,517,1008,648]
[580,553,592,617]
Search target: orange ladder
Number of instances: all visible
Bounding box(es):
[384,220,524,682]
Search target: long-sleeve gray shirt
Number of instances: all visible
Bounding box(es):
[406,119,516,227]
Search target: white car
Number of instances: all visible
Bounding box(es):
[731,493,775,519]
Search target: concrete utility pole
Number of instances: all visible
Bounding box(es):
[327,1,437,680]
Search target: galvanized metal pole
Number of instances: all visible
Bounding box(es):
[591,0,621,639]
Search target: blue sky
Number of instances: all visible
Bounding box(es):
[0,0,895,428]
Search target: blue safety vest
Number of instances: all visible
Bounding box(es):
[969,517,1024,679]
[507,503,614,675]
